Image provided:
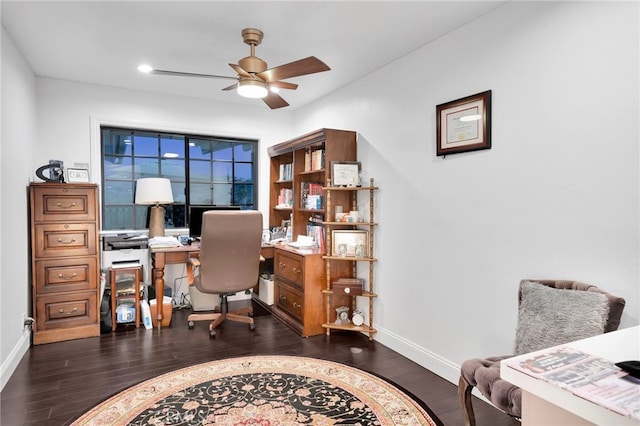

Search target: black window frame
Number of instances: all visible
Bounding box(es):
[100,126,258,231]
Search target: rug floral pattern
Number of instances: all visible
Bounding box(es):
[72,355,440,425]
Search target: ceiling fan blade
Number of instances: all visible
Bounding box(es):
[150,69,237,81]
[222,83,238,91]
[228,63,253,78]
[262,92,290,109]
[257,56,330,82]
[269,81,298,91]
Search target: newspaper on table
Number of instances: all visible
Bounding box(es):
[505,346,640,421]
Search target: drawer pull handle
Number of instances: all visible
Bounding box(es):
[57,238,77,244]
[58,307,78,315]
[279,295,287,301]
[293,302,301,309]
[292,268,301,274]
[58,273,78,280]
[56,202,77,208]
[278,262,286,269]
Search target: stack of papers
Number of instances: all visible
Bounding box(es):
[148,236,181,248]
[506,346,640,421]
[287,235,317,249]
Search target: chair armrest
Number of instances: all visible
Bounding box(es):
[186,257,201,285]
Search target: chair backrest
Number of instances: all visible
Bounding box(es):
[196,210,263,295]
[519,279,626,332]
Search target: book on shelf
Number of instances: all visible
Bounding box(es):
[306,219,325,252]
[279,163,292,181]
[304,148,325,172]
[300,182,323,209]
[505,346,640,421]
[277,188,293,208]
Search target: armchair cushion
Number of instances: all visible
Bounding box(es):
[514,281,609,355]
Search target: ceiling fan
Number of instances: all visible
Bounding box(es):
[138,28,330,109]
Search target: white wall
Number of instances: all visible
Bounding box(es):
[1,26,38,389]
[293,1,639,382]
[2,1,638,391]
[34,78,295,218]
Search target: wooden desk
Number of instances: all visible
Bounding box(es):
[501,326,640,426]
[150,243,275,328]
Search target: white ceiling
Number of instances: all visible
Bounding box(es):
[1,1,506,110]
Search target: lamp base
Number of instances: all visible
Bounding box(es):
[148,205,166,238]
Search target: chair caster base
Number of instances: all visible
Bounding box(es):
[188,321,195,329]
[249,323,255,331]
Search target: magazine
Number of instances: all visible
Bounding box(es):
[506,346,640,421]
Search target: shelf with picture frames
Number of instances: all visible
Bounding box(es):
[322,177,378,341]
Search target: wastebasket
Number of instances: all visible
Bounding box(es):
[149,296,173,327]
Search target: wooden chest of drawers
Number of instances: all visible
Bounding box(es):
[29,183,101,345]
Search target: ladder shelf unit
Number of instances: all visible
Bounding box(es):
[322,178,378,341]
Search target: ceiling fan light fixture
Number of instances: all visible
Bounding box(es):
[137,64,153,74]
[237,79,268,98]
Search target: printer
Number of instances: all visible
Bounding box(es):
[101,233,150,327]
[101,233,150,285]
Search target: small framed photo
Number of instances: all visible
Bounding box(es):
[331,161,361,187]
[66,168,90,183]
[332,230,369,257]
[436,90,491,156]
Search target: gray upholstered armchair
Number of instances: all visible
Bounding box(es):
[458,279,626,426]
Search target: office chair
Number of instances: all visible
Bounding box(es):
[458,279,625,426]
[186,210,263,338]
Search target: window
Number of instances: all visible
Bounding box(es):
[101,127,257,231]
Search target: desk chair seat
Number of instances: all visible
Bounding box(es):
[185,210,263,338]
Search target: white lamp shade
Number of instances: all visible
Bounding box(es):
[135,178,174,205]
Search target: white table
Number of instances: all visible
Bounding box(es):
[501,326,640,426]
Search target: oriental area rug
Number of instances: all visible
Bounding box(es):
[72,355,443,425]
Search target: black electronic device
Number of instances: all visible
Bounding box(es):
[616,360,640,378]
[188,205,241,239]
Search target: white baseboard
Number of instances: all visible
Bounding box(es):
[0,331,30,392]
[375,326,461,384]
[374,325,491,404]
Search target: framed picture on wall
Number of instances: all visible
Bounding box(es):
[436,90,492,156]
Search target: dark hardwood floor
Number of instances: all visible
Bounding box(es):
[1,302,519,425]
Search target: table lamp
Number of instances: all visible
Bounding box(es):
[135,178,174,238]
